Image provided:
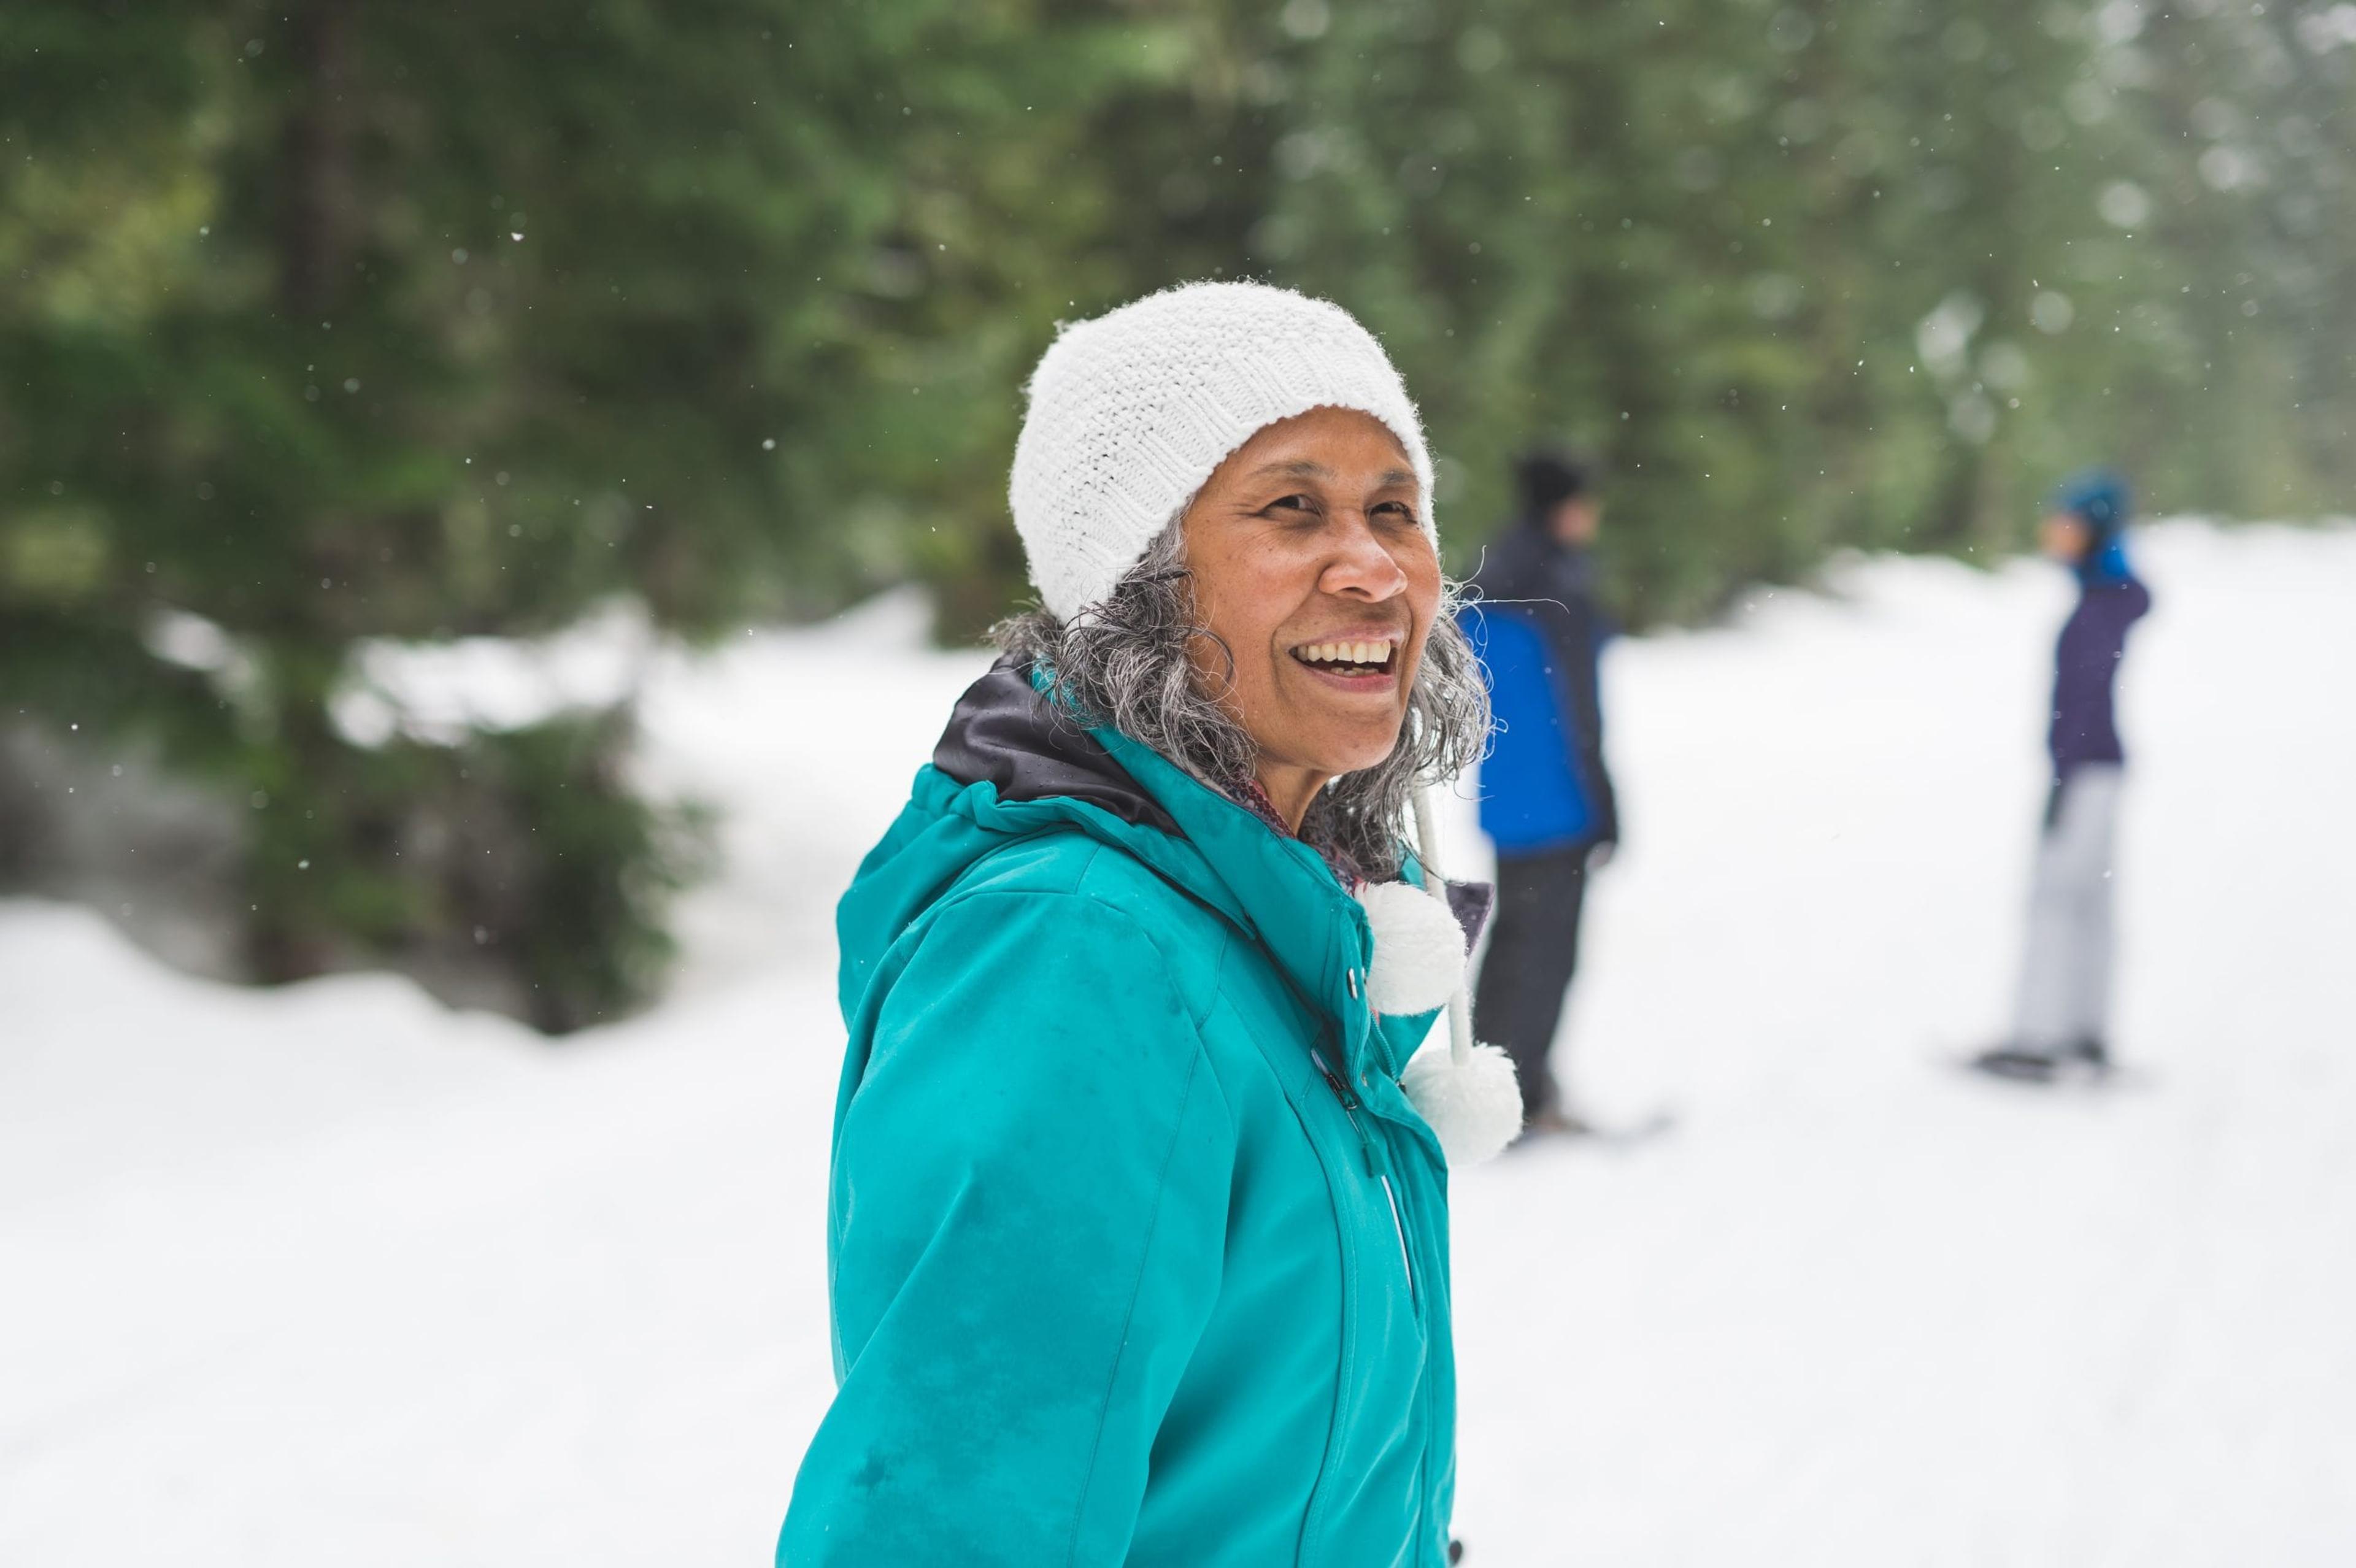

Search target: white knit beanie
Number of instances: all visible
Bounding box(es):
[1009,281,1435,622]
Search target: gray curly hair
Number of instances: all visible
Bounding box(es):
[994,519,1491,882]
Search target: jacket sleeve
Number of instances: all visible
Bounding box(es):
[780,890,1236,1566]
[1584,717,1619,848]
[1561,597,1619,847]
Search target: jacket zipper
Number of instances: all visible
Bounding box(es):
[1311,1047,1415,1304]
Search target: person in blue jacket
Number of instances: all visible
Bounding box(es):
[779,283,1524,1566]
[1458,452,1620,1133]
[1974,469,2152,1082]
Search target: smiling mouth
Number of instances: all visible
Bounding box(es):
[1290,637,1400,678]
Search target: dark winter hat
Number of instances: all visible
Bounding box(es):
[1515,449,1590,513]
[2054,468,2131,536]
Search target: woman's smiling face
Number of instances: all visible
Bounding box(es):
[1178,405,1441,827]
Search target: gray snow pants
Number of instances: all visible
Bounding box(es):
[2012,763,2124,1051]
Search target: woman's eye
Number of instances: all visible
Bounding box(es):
[1373,501,1420,526]
[1265,494,1315,515]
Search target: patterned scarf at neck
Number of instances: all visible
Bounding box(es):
[1225,775,1366,893]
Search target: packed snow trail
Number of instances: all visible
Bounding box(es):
[4,523,2352,1565]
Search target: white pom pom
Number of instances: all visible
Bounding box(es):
[1399,1041,1522,1166]
[1357,878,1467,1017]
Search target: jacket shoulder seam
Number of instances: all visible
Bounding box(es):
[938,847,1227,1032]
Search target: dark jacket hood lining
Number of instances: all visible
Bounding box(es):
[931,657,1495,951]
[931,656,1180,834]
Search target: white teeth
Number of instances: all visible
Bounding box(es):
[1296,639,1393,666]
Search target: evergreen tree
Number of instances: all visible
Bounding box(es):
[4,0,2346,1020]
[0,1,1039,1025]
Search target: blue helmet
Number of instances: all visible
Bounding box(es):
[2054,467,2131,537]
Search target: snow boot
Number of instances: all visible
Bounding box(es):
[1969,1037,2111,1084]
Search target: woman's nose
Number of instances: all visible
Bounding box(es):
[1320,515,1411,600]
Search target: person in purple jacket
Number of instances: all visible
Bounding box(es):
[1974,470,2152,1082]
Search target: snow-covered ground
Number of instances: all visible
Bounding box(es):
[6,522,2353,1566]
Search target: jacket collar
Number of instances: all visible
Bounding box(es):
[926,658,1392,1081]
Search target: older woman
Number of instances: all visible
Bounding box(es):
[779,283,1517,1566]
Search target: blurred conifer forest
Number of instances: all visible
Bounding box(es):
[3,1,2349,1026]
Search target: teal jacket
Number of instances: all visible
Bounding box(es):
[780,661,1458,1566]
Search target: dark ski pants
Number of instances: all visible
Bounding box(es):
[1471,844,1592,1121]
